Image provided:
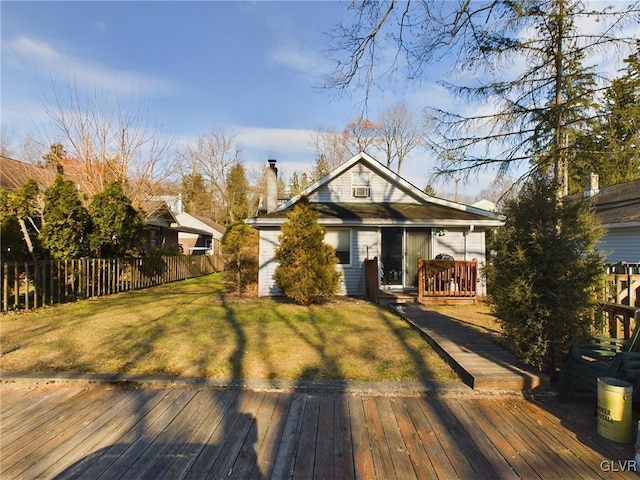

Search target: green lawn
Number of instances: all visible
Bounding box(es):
[0,273,458,383]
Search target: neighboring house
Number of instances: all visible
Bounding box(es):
[579,174,640,265]
[175,212,225,255]
[1,155,67,191]
[246,152,504,298]
[140,201,181,252]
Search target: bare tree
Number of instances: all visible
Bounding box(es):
[42,82,175,207]
[177,129,242,222]
[376,101,424,174]
[328,1,640,196]
[309,126,353,170]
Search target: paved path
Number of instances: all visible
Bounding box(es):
[392,303,550,391]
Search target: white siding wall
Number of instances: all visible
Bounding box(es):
[258,227,380,297]
[309,165,419,204]
[599,227,640,264]
[258,228,282,297]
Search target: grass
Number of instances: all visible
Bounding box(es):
[0,273,462,383]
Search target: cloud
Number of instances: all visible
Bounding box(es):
[270,41,333,81]
[4,35,174,95]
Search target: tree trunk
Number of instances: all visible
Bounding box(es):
[18,218,37,261]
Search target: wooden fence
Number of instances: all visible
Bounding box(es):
[417,259,478,305]
[603,263,640,308]
[1,255,224,312]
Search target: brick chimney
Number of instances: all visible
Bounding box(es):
[265,159,278,213]
[584,172,599,198]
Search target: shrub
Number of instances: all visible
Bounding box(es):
[274,196,341,305]
[221,222,258,296]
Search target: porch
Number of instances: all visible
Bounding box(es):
[365,257,478,305]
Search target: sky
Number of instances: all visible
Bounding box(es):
[1,1,637,199]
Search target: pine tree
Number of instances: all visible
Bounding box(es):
[39,175,90,259]
[88,181,144,257]
[224,162,250,223]
[485,174,604,372]
[221,221,258,296]
[274,197,341,305]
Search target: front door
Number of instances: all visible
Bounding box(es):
[381,228,431,289]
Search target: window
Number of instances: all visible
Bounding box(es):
[352,170,370,198]
[325,229,351,265]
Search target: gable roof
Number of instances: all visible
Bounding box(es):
[583,179,640,226]
[175,212,225,235]
[247,152,504,228]
[1,155,61,191]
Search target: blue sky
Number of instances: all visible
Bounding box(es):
[2,1,636,197]
[1,1,464,194]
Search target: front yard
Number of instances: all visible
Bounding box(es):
[0,273,467,383]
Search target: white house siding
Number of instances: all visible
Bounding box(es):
[309,165,419,204]
[258,228,282,297]
[258,227,380,297]
[599,226,640,264]
[338,228,380,296]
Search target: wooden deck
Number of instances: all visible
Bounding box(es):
[1,385,636,479]
[393,304,550,391]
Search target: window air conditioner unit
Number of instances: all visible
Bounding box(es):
[352,186,370,197]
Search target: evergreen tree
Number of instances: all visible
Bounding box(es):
[42,143,66,174]
[485,175,604,372]
[0,180,41,260]
[570,42,640,192]
[274,197,341,305]
[39,175,90,259]
[221,221,258,296]
[180,172,210,216]
[224,162,250,223]
[88,181,144,257]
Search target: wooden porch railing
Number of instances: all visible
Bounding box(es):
[364,257,379,304]
[417,259,478,305]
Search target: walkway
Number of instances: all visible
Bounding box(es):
[392,303,550,391]
[1,384,636,479]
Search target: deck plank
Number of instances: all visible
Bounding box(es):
[416,397,480,479]
[1,388,108,463]
[402,397,459,479]
[270,392,306,479]
[158,389,239,480]
[456,397,543,479]
[442,397,519,480]
[207,391,266,478]
[314,394,335,479]
[293,394,321,479]
[347,395,376,479]
[361,395,396,479]
[375,396,416,479]
[333,394,355,480]
[27,389,144,480]
[387,397,437,479]
[250,393,292,480]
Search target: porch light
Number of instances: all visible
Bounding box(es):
[434,228,446,236]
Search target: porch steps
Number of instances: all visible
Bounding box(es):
[392,303,550,392]
[378,290,417,304]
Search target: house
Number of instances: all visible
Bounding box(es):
[140,200,181,252]
[1,155,67,191]
[580,174,640,265]
[175,212,225,255]
[245,152,504,298]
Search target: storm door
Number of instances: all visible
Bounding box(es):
[381,228,403,288]
[405,228,432,288]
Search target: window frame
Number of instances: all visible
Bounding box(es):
[325,228,352,266]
